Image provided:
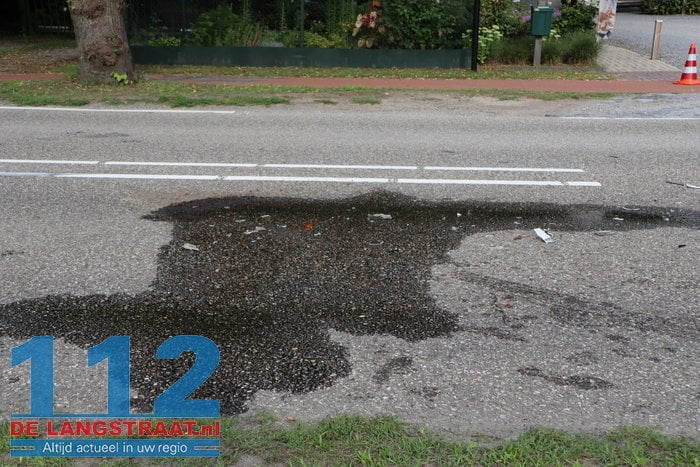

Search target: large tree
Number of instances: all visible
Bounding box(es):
[68,0,136,83]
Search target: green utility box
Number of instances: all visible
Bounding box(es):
[531,6,553,36]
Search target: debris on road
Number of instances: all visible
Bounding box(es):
[595,230,615,236]
[244,227,267,235]
[612,217,624,221]
[304,221,314,230]
[686,183,700,189]
[182,243,199,251]
[534,228,554,244]
[368,213,392,220]
[622,206,640,211]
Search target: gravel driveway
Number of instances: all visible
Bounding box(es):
[608,12,700,68]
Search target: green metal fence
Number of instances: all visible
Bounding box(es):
[14,0,73,35]
[10,0,479,69]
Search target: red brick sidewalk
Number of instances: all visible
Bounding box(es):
[3,71,699,94]
[0,73,63,82]
[145,74,700,93]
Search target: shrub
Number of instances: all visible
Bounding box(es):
[481,0,529,37]
[554,0,597,33]
[146,35,181,47]
[642,0,700,14]
[381,0,470,49]
[488,35,532,64]
[279,31,348,48]
[542,37,564,63]
[352,1,388,48]
[559,30,599,64]
[190,4,264,47]
[487,30,599,65]
[464,25,504,64]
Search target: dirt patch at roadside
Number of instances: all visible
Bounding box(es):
[0,47,77,73]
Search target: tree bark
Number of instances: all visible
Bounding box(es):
[69,0,136,83]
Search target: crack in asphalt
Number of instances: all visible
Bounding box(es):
[0,191,696,415]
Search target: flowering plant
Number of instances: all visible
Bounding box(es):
[352,1,387,48]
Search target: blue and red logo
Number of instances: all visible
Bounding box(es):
[10,335,221,458]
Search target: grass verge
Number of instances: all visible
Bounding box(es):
[139,63,611,81]
[1,415,698,465]
[0,77,618,109]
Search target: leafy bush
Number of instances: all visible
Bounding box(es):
[352,1,388,48]
[280,31,348,48]
[190,4,264,47]
[481,0,529,37]
[464,25,504,64]
[554,0,597,33]
[642,0,700,14]
[381,0,470,49]
[146,35,181,47]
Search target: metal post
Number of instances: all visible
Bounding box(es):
[181,0,186,43]
[300,0,305,48]
[470,0,481,72]
[650,20,663,60]
[533,37,542,67]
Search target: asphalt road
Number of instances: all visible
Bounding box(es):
[0,97,698,439]
[609,12,700,67]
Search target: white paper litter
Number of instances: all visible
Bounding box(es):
[534,228,554,244]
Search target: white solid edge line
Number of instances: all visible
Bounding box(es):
[262,163,418,170]
[104,161,258,168]
[0,171,603,187]
[397,179,564,186]
[224,175,390,183]
[0,171,52,177]
[560,116,700,121]
[0,106,238,115]
[0,159,100,165]
[423,166,584,173]
[567,181,602,187]
[55,173,219,180]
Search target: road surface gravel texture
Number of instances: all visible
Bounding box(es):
[0,97,698,440]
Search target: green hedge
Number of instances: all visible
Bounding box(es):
[642,0,700,14]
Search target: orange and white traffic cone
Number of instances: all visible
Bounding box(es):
[674,43,700,85]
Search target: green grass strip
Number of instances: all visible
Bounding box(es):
[0,77,618,109]
[2,415,697,466]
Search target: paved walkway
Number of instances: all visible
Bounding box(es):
[597,44,681,82]
[598,44,679,73]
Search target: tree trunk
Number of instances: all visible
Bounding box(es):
[69,0,136,83]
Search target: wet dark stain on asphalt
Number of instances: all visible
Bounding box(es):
[0,192,696,414]
[518,367,614,390]
[373,356,414,383]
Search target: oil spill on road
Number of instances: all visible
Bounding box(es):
[0,192,694,414]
